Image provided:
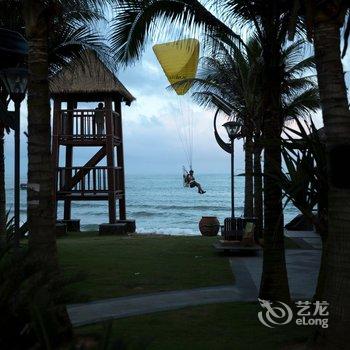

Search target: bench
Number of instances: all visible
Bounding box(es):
[222,217,258,243]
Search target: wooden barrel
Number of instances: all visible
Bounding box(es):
[199,216,220,236]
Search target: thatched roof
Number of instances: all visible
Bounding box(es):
[49,52,135,105]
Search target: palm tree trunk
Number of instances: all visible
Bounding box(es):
[313,231,328,301]
[0,89,8,244]
[24,0,57,262]
[313,181,328,301]
[24,0,73,344]
[0,126,6,244]
[311,18,350,348]
[253,139,263,239]
[259,37,290,302]
[244,131,254,218]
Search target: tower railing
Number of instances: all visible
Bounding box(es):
[60,109,112,139]
[57,166,123,194]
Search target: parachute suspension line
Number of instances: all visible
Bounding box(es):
[189,99,195,170]
[177,95,194,170]
[173,94,192,169]
[179,96,189,168]
[175,96,192,167]
[152,38,199,171]
[185,97,193,169]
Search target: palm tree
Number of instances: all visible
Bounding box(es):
[185,36,318,236]
[0,0,108,249]
[281,117,327,299]
[23,1,72,342]
[23,0,57,263]
[17,0,109,344]
[0,88,9,242]
[287,1,350,347]
[312,11,350,348]
[0,123,5,243]
[111,0,295,301]
[177,36,259,220]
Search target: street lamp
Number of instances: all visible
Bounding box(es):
[0,67,28,103]
[223,120,242,218]
[0,67,28,245]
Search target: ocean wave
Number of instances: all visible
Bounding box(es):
[131,211,160,218]
[155,204,230,211]
[83,224,99,231]
[61,202,106,209]
[137,227,198,235]
[78,224,199,235]
[129,204,243,212]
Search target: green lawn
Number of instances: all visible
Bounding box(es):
[76,302,311,350]
[60,233,305,348]
[58,233,234,302]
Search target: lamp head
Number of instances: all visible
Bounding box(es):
[0,67,28,103]
[222,120,242,140]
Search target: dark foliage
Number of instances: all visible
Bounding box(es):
[281,117,328,235]
[0,0,110,77]
[0,242,77,349]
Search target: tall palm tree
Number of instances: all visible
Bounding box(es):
[23,0,57,263]
[110,0,310,300]
[19,0,110,344]
[176,36,259,220]
[0,89,9,241]
[186,36,318,232]
[22,1,68,344]
[0,123,5,243]
[0,0,108,245]
[287,1,350,347]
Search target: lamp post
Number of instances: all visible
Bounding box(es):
[0,67,28,245]
[222,120,242,218]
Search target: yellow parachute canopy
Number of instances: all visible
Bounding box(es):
[153,39,199,95]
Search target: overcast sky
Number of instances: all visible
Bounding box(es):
[4,43,248,179]
[5,30,350,180]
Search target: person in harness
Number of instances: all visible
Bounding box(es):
[184,170,206,194]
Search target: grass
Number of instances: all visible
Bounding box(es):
[58,233,234,302]
[76,302,312,350]
[61,233,306,348]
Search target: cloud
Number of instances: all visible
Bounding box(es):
[8,39,350,179]
[115,45,246,174]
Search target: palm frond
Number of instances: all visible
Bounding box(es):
[281,116,327,226]
[342,10,350,57]
[285,55,315,75]
[0,0,110,75]
[111,0,241,65]
[192,91,234,115]
[48,24,110,76]
[283,88,320,121]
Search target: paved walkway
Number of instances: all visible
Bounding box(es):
[69,283,252,327]
[68,231,322,326]
[231,249,321,300]
[285,229,322,250]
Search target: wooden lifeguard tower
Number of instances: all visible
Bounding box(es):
[50,52,136,234]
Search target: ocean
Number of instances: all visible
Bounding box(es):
[6,173,299,235]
